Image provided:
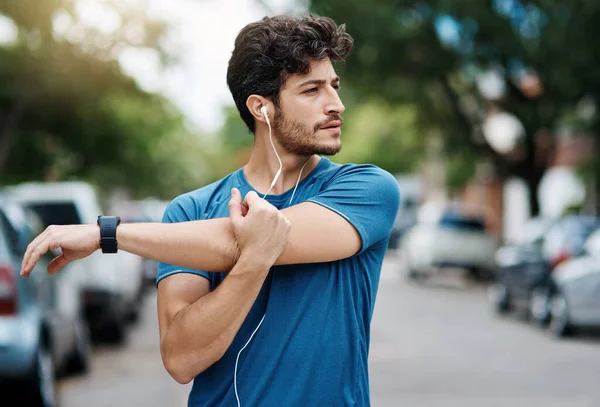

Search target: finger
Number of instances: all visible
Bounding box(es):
[228,188,243,222]
[243,191,261,208]
[48,253,70,275]
[21,229,50,276]
[21,241,48,278]
[241,202,249,217]
[22,237,60,278]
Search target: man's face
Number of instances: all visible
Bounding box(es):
[273,58,345,156]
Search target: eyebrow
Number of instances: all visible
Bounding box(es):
[297,76,340,88]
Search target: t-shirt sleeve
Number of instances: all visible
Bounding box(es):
[306,165,400,254]
[156,195,211,286]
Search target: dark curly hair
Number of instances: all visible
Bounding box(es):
[226,15,354,133]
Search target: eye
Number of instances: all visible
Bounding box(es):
[304,88,318,94]
[333,85,341,91]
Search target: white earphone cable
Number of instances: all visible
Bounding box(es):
[288,158,310,206]
[262,108,282,199]
[234,108,309,407]
[234,313,266,407]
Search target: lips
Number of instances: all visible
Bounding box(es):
[320,120,342,130]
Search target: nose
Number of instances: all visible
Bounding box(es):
[324,87,345,116]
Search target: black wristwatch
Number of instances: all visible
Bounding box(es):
[97,216,121,254]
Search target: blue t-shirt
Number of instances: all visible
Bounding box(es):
[157,157,400,407]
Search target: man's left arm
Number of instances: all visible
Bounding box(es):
[21,167,400,276]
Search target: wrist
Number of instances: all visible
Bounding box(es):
[233,251,272,276]
[93,224,101,251]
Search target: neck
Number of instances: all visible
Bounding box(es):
[244,127,320,196]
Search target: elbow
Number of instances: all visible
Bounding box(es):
[171,370,194,385]
[163,354,198,385]
[162,346,224,385]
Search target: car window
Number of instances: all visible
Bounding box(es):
[439,214,485,231]
[27,202,83,227]
[0,213,15,261]
[0,209,19,254]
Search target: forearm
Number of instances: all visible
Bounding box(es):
[117,218,237,272]
[160,255,270,384]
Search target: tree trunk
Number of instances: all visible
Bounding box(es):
[524,171,542,216]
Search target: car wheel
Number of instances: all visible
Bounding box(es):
[487,282,510,315]
[549,293,572,338]
[529,288,551,326]
[27,345,58,407]
[65,319,91,375]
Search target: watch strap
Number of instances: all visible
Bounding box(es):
[97,216,121,254]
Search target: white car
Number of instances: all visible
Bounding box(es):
[549,227,600,337]
[401,205,499,280]
[8,181,144,343]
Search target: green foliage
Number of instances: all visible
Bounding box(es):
[310,0,600,198]
[200,106,255,181]
[445,150,478,193]
[330,99,425,174]
[0,0,206,199]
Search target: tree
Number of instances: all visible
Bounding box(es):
[310,0,600,214]
[0,0,207,198]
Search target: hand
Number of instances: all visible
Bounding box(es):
[20,224,100,278]
[228,188,291,269]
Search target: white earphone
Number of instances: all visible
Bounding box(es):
[260,105,268,118]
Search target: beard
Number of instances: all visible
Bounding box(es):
[272,108,342,156]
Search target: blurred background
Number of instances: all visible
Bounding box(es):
[0,0,599,406]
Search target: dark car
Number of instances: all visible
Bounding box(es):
[0,200,91,407]
[488,215,600,324]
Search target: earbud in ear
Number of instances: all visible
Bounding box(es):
[260,106,268,118]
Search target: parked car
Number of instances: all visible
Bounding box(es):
[401,203,499,280]
[547,228,600,337]
[0,199,90,407]
[489,215,600,323]
[7,182,144,343]
[388,174,422,250]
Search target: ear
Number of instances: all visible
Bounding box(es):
[246,95,272,124]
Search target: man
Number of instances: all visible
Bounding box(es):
[21,15,400,406]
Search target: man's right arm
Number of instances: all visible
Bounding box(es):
[158,190,291,384]
[158,253,271,384]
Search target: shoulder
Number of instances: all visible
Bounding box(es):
[319,160,400,194]
[163,172,239,222]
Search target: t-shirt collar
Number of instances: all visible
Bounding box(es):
[236,156,330,205]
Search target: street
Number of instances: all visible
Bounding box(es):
[59,253,600,406]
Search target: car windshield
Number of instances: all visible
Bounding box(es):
[27,202,82,227]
